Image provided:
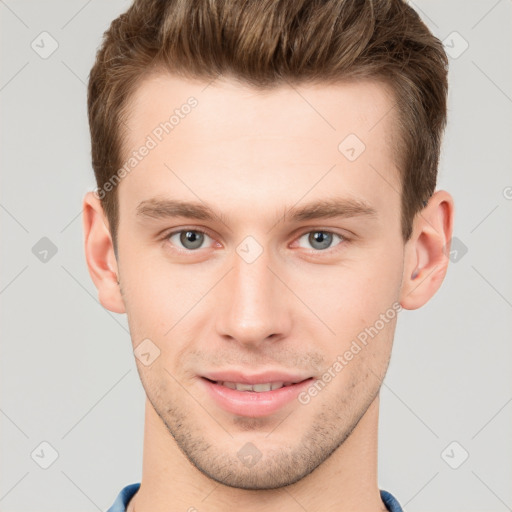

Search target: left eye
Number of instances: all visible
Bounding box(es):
[167,230,213,250]
[297,231,344,251]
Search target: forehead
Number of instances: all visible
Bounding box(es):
[124,72,397,148]
[117,72,401,227]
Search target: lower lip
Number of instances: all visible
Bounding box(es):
[200,377,315,417]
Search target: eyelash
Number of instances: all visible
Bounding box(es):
[161,227,350,254]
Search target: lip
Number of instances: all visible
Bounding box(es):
[200,375,315,418]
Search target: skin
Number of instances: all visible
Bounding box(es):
[83,73,454,512]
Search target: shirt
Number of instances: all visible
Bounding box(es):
[106,482,405,511]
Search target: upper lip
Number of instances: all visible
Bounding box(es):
[202,370,312,385]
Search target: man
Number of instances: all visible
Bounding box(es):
[82,0,454,510]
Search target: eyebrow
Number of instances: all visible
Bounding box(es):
[135,196,377,224]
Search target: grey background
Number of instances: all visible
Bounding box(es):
[1,1,511,510]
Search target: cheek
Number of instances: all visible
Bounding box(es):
[120,265,171,343]
[121,242,181,299]
[303,248,402,347]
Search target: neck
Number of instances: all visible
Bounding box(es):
[130,395,386,512]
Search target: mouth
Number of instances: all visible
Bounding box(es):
[203,378,304,392]
[199,375,315,417]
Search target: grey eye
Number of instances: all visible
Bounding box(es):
[169,230,210,250]
[298,231,343,251]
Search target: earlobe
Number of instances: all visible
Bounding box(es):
[82,191,126,314]
[400,190,455,310]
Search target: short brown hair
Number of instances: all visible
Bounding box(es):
[88,0,448,254]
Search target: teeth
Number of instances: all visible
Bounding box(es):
[217,381,287,392]
[236,383,254,392]
[252,383,273,392]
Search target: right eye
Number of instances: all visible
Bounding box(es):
[165,229,215,251]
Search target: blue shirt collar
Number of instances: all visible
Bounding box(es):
[106,483,404,512]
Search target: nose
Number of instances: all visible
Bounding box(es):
[214,247,292,348]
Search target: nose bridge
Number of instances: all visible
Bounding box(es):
[215,245,290,345]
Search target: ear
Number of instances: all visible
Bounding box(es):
[82,191,126,314]
[400,190,455,310]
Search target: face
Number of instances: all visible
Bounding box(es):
[114,73,405,489]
